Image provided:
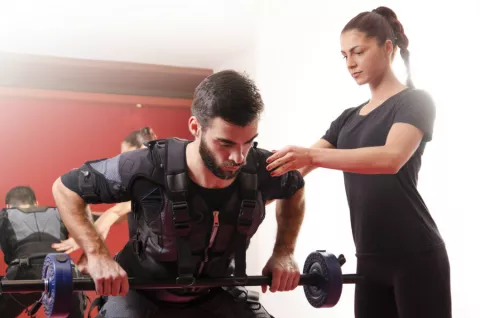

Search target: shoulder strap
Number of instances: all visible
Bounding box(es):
[234,142,260,278]
[163,137,196,284]
[238,144,259,233]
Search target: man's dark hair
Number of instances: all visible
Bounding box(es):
[5,186,37,207]
[191,70,264,128]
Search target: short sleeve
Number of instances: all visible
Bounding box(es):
[322,107,358,147]
[254,148,305,201]
[61,169,83,194]
[59,148,153,204]
[393,90,436,142]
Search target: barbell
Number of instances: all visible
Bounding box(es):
[0,250,363,318]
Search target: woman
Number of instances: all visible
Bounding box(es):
[266,7,451,318]
[52,126,157,253]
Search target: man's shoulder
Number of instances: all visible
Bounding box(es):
[119,148,162,180]
[118,147,151,161]
[110,148,154,172]
[250,146,272,162]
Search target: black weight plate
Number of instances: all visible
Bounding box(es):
[303,250,343,308]
[42,253,74,318]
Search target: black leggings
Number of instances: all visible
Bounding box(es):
[355,244,451,318]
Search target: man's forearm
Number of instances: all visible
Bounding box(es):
[85,205,94,223]
[273,187,305,255]
[52,178,109,257]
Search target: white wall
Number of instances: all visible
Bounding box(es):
[216,1,480,317]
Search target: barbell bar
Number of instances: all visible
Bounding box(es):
[0,273,362,293]
[0,250,363,318]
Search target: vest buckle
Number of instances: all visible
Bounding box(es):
[172,201,191,236]
[238,199,256,233]
[19,258,30,268]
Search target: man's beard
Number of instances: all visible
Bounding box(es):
[199,136,243,180]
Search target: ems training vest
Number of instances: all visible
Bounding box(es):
[118,138,265,282]
[0,206,68,265]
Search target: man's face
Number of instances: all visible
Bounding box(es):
[198,117,258,180]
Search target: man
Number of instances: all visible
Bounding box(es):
[0,186,86,317]
[52,70,306,317]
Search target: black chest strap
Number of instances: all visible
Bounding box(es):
[153,138,260,282]
[233,145,260,279]
[163,138,195,285]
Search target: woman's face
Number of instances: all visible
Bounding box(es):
[340,29,393,86]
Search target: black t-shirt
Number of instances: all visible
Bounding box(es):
[189,179,239,212]
[322,88,444,256]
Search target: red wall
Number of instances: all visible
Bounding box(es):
[0,96,191,317]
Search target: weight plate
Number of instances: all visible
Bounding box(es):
[303,250,343,308]
[42,253,74,318]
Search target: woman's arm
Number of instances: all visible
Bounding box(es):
[52,201,132,253]
[94,201,132,238]
[267,123,424,176]
[298,139,335,177]
[268,91,434,176]
[309,123,424,174]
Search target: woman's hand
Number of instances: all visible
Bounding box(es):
[51,237,80,254]
[266,146,312,177]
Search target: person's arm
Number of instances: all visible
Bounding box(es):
[52,201,131,254]
[52,179,109,256]
[52,153,138,256]
[272,187,305,256]
[295,108,352,177]
[93,202,131,238]
[298,139,335,177]
[268,124,425,175]
[258,148,306,254]
[267,91,436,176]
[85,205,95,223]
[256,148,306,292]
[52,150,152,296]
[312,91,436,174]
[306,123,423,174]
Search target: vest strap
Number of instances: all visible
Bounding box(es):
[233,147,260,278]
[164,138,195,285]
[79,170,98,202]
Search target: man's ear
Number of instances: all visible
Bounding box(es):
[188,116,201,138]
[6,204,10,209]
